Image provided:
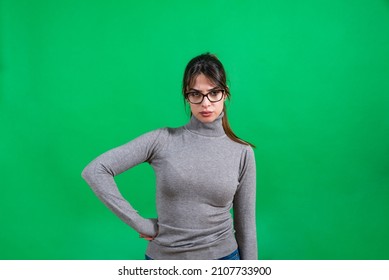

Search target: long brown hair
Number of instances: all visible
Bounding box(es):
[182,53,255,148]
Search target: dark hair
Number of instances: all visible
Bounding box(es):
[182,53,255,148]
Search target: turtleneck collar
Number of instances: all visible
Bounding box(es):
[184,112,225,137]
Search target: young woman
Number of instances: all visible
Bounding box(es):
[81,53,257,260]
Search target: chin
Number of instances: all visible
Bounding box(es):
[197,115,216,123]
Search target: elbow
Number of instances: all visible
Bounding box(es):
[81,162,95,182]
[81,167,87,180]
[81,160,113,183]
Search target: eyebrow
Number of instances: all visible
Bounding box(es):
[187,87,220,93]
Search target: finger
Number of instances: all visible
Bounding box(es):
[139,234,154,241]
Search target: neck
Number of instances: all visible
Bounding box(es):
[185,112,225,137]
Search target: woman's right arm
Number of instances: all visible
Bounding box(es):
[81,129,165,237]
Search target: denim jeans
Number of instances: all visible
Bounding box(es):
[145,249,240,260]
[218,249,240,260]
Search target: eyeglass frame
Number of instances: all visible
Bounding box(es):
[185,89,225,104]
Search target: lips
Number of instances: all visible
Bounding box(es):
[200,111,213,117]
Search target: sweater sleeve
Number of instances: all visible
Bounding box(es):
[81,129,166,237]
[233,146,258,260]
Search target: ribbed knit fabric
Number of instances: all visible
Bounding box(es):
[81,113,257,259]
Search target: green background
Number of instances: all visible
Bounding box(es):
[1,0,389,260]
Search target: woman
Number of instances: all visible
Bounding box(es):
[81,53,257,260]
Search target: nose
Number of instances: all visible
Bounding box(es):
[201,95,211,107]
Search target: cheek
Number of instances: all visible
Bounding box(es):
[189,103,199,114]
[216,102,225,113]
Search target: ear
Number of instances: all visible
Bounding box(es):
[223,87,228,101]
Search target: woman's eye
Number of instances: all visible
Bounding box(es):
[210,90,219,96]
[190,92,200,97]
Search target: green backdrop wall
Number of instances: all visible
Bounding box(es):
[1,0,389,260]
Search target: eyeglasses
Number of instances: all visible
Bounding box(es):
[186,89,225,104]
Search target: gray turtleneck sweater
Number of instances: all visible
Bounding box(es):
[81,113,257,260]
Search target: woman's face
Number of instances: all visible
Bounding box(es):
[187,73,225,123]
